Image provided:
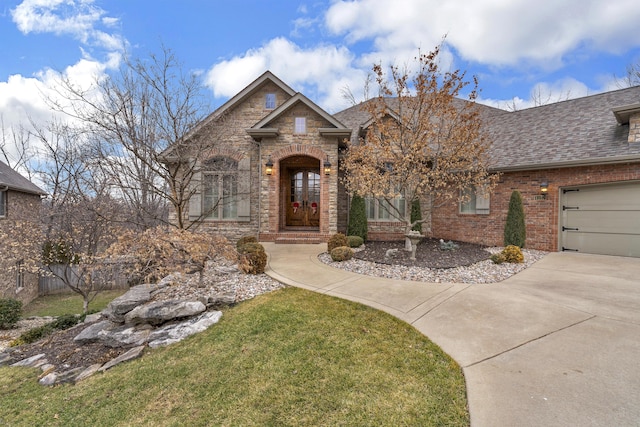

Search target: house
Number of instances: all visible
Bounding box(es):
[175,71,640,258]
[0,160,46,305]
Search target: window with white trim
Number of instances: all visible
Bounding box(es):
[365,196,406,221]
[294,117,306,134]
[203,157,238,220]
[265,93,276,109]
[460,186,490,214]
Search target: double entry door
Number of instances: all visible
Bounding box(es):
[285,169,320,228]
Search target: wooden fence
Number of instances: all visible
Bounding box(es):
[38,263,131,295]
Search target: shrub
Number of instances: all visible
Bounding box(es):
[238,242,267,275]
[327,233,348,252]
[236,235,258,251]
[504,190,526,248]
[410,199,423,233]
[12,324,54,346]
[347,235,364,248]
[107,227,236,285]
[11,313,83,346]
[501,245,524,263]
[0,299,22,329]
[330,246,354,262]
[51,313,84,330]
[347,194,368,241]
[439,240,459,251]
[490,253,506,264]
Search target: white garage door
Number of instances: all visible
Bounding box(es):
[560,181,640,257]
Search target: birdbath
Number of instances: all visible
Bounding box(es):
[405,231,423,261]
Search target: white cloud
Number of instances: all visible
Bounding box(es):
[11,0,125,51]
[204,37,363,112]
[325,0,640,67]
[2,0,125,164]
[480,77,593,110]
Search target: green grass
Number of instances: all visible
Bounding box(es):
[21,290,127,318]
[0,287,469,426]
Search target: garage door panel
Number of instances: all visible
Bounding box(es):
[564,210,640,234]
[563,232,640,257]
[561,182,640,258]
[564,185,640,206]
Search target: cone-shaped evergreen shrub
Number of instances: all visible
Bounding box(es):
[504,190,526,248]
[347,193,368,241]
[410,199,422,233]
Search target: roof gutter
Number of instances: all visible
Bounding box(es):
[491,154,640,172]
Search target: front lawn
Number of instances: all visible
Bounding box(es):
[21,290,127,318]
[1,287,468,426]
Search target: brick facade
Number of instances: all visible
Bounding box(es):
[0,190,42,305]
[431,162,640,251]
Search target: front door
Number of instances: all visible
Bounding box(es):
[286,169,320,228]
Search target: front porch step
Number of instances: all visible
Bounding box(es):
[274,237,324,245]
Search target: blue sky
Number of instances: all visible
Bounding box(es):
[2,0,640,159]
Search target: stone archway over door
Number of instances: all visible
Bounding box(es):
[280,156,320,230]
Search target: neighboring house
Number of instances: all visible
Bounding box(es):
[0,160,46,305]
[175,71,640,258]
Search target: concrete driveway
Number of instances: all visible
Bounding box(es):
[264,244,640,426]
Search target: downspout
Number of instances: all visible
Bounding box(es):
[258,142,262,239]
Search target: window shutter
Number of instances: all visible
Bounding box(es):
[188,165,202,220]
[237,157,251,221]
[476,186,490,214]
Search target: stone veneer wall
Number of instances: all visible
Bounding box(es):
[629,113,640,143]
[176,82,341,243]
[0,190,42,305]
[177,82,294,242]
[431,162,640,252]
[258,103,340,240]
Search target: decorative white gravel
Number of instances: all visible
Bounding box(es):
[318,246,548,284]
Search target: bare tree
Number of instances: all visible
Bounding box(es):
[342,45,499,250]
[0,116,35,179]
[615,60,640,88]
[341,73,374,106]
[46,46,218,230]
[31,120,125,313]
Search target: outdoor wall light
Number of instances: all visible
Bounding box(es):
[540,181,549,198]
[324,157,332,175]
[265,157,274,175]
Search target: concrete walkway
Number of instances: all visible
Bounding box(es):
[263,242,640,427]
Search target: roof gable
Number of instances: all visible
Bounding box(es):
[0,160,46,195]
[185,71,296,139]
[212,71,296,120]
[247,93,351,138]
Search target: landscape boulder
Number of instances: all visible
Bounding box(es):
[124,300,206,326]
[148,310,223,348]
[103,285,153,322]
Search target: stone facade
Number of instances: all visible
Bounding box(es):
[0,190,42,305]
[629,112,640,143]
[179,73,346,244]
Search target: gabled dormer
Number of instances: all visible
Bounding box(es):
[612,103,640,143]
[246,92,351,142]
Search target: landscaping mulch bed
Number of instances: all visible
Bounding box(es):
[355,238,491,269]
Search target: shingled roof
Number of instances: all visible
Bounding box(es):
[0,160,46,195]
[486,85,640,170]
[333,86,640,171]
